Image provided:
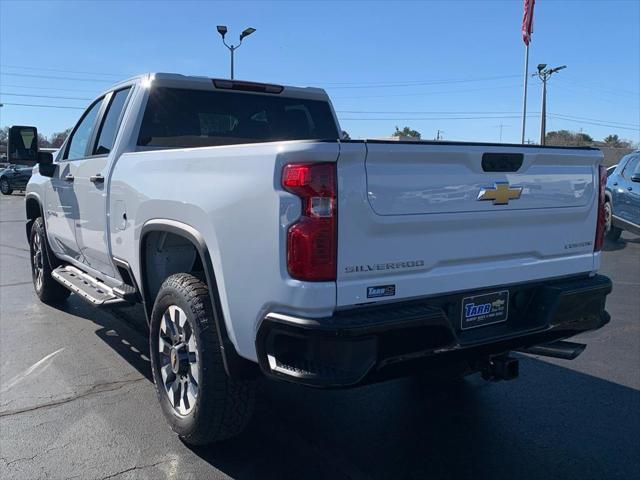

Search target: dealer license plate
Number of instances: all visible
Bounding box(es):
[460,290,509,330]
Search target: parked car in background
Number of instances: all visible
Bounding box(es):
[0,164,33,195]
[0,148,59,195]
[605,151,640,240]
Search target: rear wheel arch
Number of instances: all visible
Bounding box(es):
[139,220,258,379]
[604,190,613,204]
[25,195,43,240]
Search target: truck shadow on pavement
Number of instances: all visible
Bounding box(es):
[59,296,640,480]
[603,234,640,252]
[195,362,639,480]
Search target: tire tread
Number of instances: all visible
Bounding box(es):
[151,273,254,445]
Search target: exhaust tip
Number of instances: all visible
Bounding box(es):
[519,340,587,360]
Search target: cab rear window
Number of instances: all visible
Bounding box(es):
[137,87,339,148]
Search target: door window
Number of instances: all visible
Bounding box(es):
[93,88,132,155]
[64,98,104,160]
[621,155,639,179]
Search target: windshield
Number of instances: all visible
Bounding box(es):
[137,87,339,149]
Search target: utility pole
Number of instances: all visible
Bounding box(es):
[216,25,256,79]
[534,64,566,145]
[493,123,510,143]
[493,123,510,144]
[435,129,443,141]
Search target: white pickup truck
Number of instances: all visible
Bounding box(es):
[14,73,611,445]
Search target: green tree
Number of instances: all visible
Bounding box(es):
[393,126,421,139]
[0,126,8,146]
[603,134,631,148]
[545,130,593,147]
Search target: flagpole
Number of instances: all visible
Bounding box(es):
[520,43,529,144]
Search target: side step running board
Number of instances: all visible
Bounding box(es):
[52,265,127,306]
[519,340,587,360]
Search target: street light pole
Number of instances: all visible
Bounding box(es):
[216,25,256,79]
[534,64,566,145]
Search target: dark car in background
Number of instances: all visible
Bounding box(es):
[0,164,33,195]
[0,147,58,195]
[605,151,640,240]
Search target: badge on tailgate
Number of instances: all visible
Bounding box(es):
[461,290,509,330]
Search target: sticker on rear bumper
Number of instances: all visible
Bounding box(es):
[461,290,509,330]
[367,284,396,298]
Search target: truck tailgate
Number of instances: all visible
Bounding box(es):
[336,141,603,307]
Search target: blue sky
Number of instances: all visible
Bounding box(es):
[1,0,638,144]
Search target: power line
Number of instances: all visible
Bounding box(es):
[1,64,127,78]
[0,72,115,83]
[547,114,640,132]
[333,83,523,99]
[553,84,640,109]
[559,77,639,98]
[323,74,522,89]
[0,83,99,93]
[309,73,520,87]
[337,110,639,128]
[549,112,639,128]
[1,102,84,110]
[0,92,92,101]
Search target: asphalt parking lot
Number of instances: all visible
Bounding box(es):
[1,192,638,480]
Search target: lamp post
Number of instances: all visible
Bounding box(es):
[534,64,566,145]
[216,25,256,79]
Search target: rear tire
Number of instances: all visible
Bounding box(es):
[0,178,13,195]
[150,273,255,445]
[29,218,70,304]
[604,201,622,241]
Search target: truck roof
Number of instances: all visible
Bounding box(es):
[105,72,330,101]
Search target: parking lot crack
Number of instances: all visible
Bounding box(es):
[0,377,145,418]
[93,459,171,480]
[2,454,38,466]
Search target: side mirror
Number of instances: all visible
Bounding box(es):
[37,151,56,178]
[631,174,640,183]
[8,126,39,166]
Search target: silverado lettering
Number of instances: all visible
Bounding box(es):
[344,260,425,273]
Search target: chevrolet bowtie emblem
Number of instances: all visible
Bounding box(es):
[477,182,523,205]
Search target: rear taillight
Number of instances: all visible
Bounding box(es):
[282,163,337,281]
[595,164,607,251]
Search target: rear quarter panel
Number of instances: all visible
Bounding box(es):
[108,141,339,361]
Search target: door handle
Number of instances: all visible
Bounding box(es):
[64,174,74,182]
[90,174,105,184]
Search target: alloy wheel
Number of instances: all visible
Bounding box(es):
[32,231,44,292]
[158,305,200,416]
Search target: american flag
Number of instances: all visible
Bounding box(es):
[522,0,536,46]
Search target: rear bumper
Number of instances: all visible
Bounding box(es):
[256,274,612,387]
